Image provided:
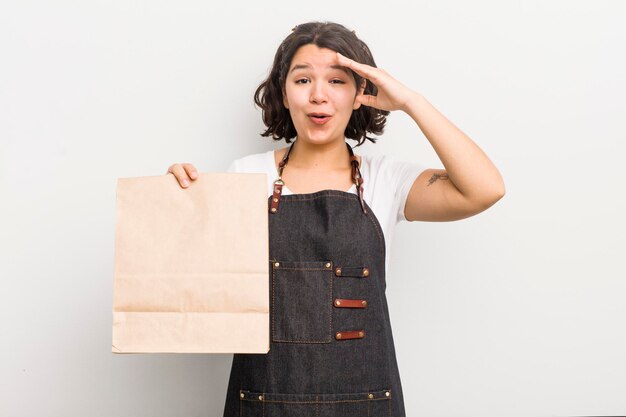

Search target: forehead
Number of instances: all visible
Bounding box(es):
[289,44,347,73]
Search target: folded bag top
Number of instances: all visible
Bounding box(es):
[112,172,269,354]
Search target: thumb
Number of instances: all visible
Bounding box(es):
[357,94,378,108]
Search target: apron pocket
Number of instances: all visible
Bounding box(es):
[240,389,392,417]
[271,260,333,343]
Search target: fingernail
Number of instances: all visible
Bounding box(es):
[190,172,197,179]
[182,179,189,187]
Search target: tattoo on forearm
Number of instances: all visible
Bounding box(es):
[427,173,449,186]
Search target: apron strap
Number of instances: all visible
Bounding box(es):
[269,142,294,213]
[347,143,367,214]
[270,141,366,214]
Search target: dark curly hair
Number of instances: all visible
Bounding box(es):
[253,21,389,147]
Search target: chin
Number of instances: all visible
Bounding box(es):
[298,130,344,145]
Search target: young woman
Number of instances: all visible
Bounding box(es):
[167,21,504,417]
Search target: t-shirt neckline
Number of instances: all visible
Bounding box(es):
[267,149,358,195]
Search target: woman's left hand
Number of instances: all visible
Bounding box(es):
[336,52,418,113]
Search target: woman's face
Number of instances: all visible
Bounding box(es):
[283,44,362,146]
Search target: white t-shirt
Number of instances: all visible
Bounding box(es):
[226,149,425,274]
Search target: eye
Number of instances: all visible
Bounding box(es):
[295,78,310,84]
[330,79,345,84]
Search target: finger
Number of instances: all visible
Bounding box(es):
[182,163,199,180]
[336,52,381,84]
[168,164,192,188]
[356,94,379,108]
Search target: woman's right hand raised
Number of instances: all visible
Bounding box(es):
[166,163,198,188]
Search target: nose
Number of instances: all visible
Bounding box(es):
[309,81,328,104]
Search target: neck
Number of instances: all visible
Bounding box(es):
[288,138,350,170]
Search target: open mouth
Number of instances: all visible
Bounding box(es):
[308,113,332,125]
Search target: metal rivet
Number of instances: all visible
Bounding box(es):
[368,393,374,399]
[273,197,278,202]
[274,188,281,194]
[385,391,390,397]
[270,207,277,213]
[336,332,342,339]
[274,262,280,267]
[258,395,264,401]
[240,392,245,398]
[362,300,367,306]
[335,300,341,306]
[335,267,342,276]
[325,262,331,268]
[363,268,369,276]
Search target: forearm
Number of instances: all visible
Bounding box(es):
[403,92,505,205]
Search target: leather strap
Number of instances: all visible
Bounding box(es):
[334,298,367,308]
[348,147,367,214]
[335,330,365,340]
[269,180,283,213]
[268,144,294,214]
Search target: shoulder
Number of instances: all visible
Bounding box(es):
[360,153,422,180]
[359,152,426,222]
[359,152,389,169]
[226,149,277,173]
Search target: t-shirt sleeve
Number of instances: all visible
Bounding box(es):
[392,158,425,222]
[370,155,425,227]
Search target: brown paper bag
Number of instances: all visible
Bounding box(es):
[112,172,269,354]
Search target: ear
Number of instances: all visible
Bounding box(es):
[282,88,289,109]
[353,79,366,110]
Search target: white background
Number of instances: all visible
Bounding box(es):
[1,1,625,416]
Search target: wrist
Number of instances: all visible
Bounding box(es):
[402,91,425,116]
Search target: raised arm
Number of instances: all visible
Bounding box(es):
[335,52,505,222]
[402,93,505,222]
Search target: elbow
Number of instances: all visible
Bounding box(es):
[481,181,506,209]
[496,178,506,200]
[493,179,506,201]
[492,188,506,206]
[467,179,505,212]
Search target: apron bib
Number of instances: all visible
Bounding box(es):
[223,142,406,417]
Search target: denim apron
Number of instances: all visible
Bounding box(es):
[223,142,406,417]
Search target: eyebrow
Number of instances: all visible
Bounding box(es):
[289,63,350,75]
